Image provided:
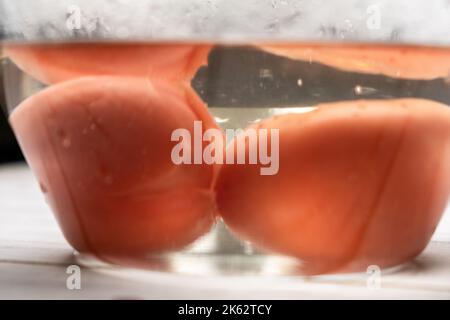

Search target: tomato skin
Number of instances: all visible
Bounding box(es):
[216,99,450,273]
[10,76,218,259]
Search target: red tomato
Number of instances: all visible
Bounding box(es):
[259,44,450,79]
[5,43,212,84]
[10,76,218,261]
[216,99,450,274]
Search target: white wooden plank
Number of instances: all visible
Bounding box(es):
[1,163,450,299]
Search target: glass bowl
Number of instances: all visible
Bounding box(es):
[1,0,450,276]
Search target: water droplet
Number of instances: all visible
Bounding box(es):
[297,78,303,87]
[62,138,71,148]
[90,123,97,131]
[104,175,113,186]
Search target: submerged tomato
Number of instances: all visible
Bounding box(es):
[259,44,450,79]
[5,43,212,84]
[10,76,218,260]
[216,99,450,273]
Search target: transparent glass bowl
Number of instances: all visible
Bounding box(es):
[1,0,450,276]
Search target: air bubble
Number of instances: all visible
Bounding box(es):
[354,85,377,95]
[214,117,230,124]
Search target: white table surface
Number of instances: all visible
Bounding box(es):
[1,163,450,300]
